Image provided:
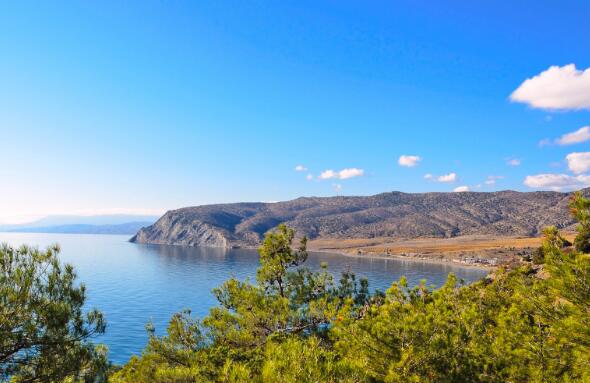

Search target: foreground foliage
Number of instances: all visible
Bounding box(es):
[0,244,109,382]
[112,204,590,382]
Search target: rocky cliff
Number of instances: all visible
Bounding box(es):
[130,190,583,248]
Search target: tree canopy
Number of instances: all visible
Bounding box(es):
[0,244,108,382]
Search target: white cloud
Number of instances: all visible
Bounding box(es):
[319,170,337,179]
[398,155,421,167]
[485,175,504,185]
[506,158,521,166]
[453,186,470,192]
[294,165,308,172]
[339,168,364,179]
[424,172,458,183]
[437,172,457,183]
[306,174,313,181]
[556,126,590,146]
[333,183,342,193]
[319,168,364,180]
[566,152,590,174]
[510,64,590,111]
[524,173,590,191]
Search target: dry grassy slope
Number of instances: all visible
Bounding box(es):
[131,189,587,249]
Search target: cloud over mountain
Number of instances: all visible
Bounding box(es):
[437,173,457,183]
[524,173,590,191]
[485,176,504,185]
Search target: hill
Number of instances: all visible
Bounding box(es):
[130,190,582,249]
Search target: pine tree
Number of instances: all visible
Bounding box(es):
[0,244,109,382]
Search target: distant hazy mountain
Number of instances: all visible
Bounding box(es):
[8,222,153,235]
[0,215,159,235]
[131,190,584,248]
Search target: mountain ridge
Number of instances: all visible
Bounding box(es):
[7,222,154,235]
[131,189,586,248]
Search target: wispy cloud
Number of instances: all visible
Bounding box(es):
[453,186,470,192]
[510,64,590,111]
[306,174,313,181]
[556,126,590,146]
[294,165,308,172]
[539,126,590,147]
[424,172,457,183]
[538,138,551,147]
[398,155,421,167]
[485,175,504,185]
[506,158,521,166]
[319,168,364,180]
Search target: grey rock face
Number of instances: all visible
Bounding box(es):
[130,190,586,248]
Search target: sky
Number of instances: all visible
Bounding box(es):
[1,1,590,223]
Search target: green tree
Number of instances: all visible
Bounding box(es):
[112,224,370,382]
[569,191,590,253]
[0,244,108,382]
[332,219,590,382]
[261,336,358,383]
[256,224,308,298]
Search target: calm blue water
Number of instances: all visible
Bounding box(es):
[0,233,487,365]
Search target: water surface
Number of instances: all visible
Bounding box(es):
[0,233,487,364]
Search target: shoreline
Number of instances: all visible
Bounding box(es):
[309,247,495,270]
[133,239,494,269]
[132,237,502,270]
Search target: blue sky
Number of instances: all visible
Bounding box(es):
[1,1,590,223]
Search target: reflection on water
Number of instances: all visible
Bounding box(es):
[0,232,487,364]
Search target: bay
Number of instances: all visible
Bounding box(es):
[0,232,487,365]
